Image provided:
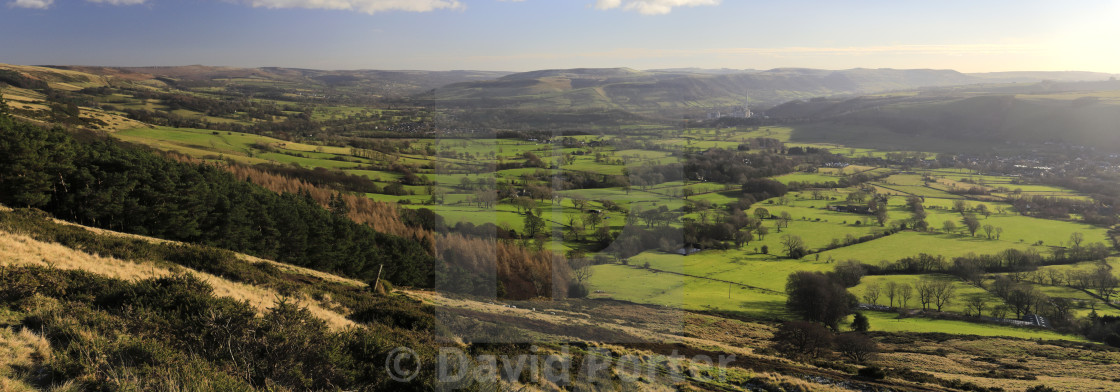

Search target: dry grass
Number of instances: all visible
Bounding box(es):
[27,210,366,288]
[0,230,162,282]
[414,288,1120,391]
[0,88,50,116]
[0,64,110,90]
[0,377,36,392]
[0,327,52,391]
[1,89,46,103]
[0,230,355,330]
[240,253,366,288]
[876,336,1120,391]
[79,109,148,132]
[411,289,769,356]
[0,327,51,367]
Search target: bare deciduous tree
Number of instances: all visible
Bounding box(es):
[932,280,957,312]
[1093,266,1118,302]
[781,234,806,259]
[862,283,881,305]
[835,333,878,363]
[965,296,987,317]
[942,220,957,234]
[884,281,900,308]
[898,283,913,309]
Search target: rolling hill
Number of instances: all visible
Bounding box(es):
[47,65,511,96]
[768,80,1120,151]
[433,67,1118,117]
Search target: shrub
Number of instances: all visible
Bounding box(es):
[568,283,589,298]
[1,265,437,390]
[349,297,434,331]
[772,321,833,360]
[850,312,870,332]
[835,333,878,363]
[857,366,886,380]
[376,278,394,293]
[785,271,856,330]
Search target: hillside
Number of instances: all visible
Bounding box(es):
[768,80,1120,152]
[5,205,1120,391]
[433,67,1118,118]
[5,62,1116,142]
[0,62,514,139]
[0,205,444,390]
[49,65,511,96]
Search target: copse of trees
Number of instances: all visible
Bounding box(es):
[742,178,789,201]
[785,271,858,330]
[603,223,682,259]
[678,207,758,251]
[0,115,434,286]
[625,163,684,189]
[252,163,384,194]
[861,244,1110,279]
[1011,194,1120,226]
[685,149,794,185]
[914,278,957,311]
[1082,314,1120,348]
[772,321,834,360]
[1034,176,1120,226]
[772,321,879,364]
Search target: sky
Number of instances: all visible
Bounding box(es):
[1,0,1119,73]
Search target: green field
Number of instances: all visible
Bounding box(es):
[807,231,1037,263]
[851,274,1000,314]
[107,121,1118,343]
[771,172,841,185]
[587,264,1084,341]
[858,311,1085,341]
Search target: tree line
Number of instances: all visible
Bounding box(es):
[0,114,433,286]
[220,156,569,299]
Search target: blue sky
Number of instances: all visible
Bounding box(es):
[2,0,1118,72]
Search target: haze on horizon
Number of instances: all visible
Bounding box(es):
[1,0,1118,74]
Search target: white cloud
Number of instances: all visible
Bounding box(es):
[594,0,718,15]
[244,0,463,14]
[86,0,147,4]
[594,0,621,10]
[8,0,53,9]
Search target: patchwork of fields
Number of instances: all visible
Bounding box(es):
[111,124,1115,342]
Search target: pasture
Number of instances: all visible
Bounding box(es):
[108,122,1118,342]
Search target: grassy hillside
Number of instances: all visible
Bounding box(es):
[771,81,1120,152]
[49,65,510,96]
[435,67,1117,119]
[0,205,441,390]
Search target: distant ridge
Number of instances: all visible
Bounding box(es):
[431,67,1118,117]
[42,64,512,95]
